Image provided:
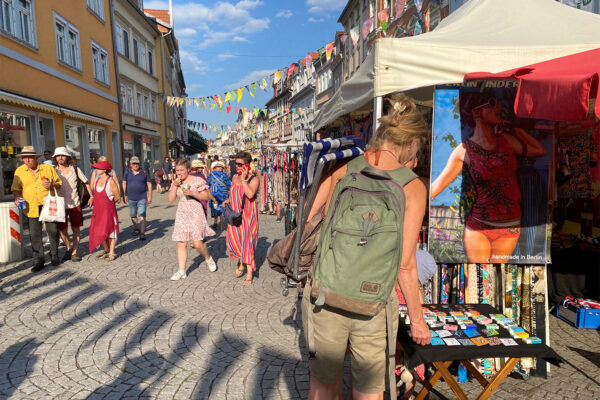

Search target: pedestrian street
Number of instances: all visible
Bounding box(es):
[0,194,599,399]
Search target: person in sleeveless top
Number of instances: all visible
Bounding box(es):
[302,95,431,399]
[168,158,217,281]
[224,151,259,286]
[91,155,120,203]
[89,161,120,261]
[430,91,546,263]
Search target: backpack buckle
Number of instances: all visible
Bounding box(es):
[358,237,368,246]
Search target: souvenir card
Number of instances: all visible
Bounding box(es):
[458,339,475,346]
[504,323,519,329]
[443,338,461,346]
[430,330,439,337]
[523,337,542,344]
[435,312,447,317]
[454,316,469,322]
[471,336,489,346]
[458,323,468,330]
[464,311,480,317]
[443,324,458,332]
[428,321,444,328]
[472,315,487,320]
[436,329,452,338]
[500,338,518,346]
[481,329,499,337]
[490,314,506,320]
[450,312,465,317]
[488,337,502,346]
[509,327,525,334]
[484,324,499,330]
[424,315,437,321]
[430,337,445,346]
[465,323,478,330]
[438,316,454,322]
[477,318,493,325]
[463,329,480,338]
[455,330,467,338]
[499,318,515,325]
[514,331,530,339]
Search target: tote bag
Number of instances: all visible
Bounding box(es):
[39,190,65,223]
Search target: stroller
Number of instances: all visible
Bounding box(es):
[267,137,365,297]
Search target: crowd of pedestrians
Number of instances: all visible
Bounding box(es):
[10,147,260,285]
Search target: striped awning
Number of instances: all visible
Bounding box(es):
[0,90,60,114]
[61,108,111,126]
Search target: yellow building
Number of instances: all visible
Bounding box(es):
[0,0,121,201]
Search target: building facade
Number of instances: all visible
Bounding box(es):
[265,75,292,144]
[114,0,161,170]
[144,8,186,158]
[289,57,316,143]
[0,0,121,201]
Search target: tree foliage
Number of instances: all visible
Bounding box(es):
[186,128,208,155]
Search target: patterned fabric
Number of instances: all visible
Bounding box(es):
[440,264,449,304]
[208,170,231,217]
[557,133,598,198]
[226,181,259,271]
[464,137,521,228]
[172,177,215,242]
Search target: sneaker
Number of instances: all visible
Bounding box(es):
[51,256,60,266]
[206,257,217,272]
[276,217,282,223]
[139,234,146,241]
[132,228,140,236]
[170,270,187,281]
[62,252,72,262]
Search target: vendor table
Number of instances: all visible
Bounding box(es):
[397,304,560,400]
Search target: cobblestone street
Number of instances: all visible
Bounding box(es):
[0,195,599,399]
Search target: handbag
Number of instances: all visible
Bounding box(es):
[39,189,65,223]
[75,167,90,208]
[223,196,245,226]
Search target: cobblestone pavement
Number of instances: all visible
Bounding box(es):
[1,195,599,399]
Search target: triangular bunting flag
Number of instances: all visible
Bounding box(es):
[287,63,295,77]
[237,87,243,103]
[424,7,430,32]
[224,92,232,103]
[350,26,359,46]
[362,17,373,40]
[226,105,231,114]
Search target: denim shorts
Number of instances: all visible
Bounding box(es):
[128,198,147,218]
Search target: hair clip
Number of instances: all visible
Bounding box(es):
[394,102,407,114]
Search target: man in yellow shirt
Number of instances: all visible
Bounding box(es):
[11,146,62,272]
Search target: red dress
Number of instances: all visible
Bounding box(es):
[89,178,119,252]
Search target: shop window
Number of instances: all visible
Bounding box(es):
[86,0,104,21]
[54,13,80,70]
[1,111,32,196]
[38,118,55,156]
[91,41,109,85]
[64,124,85,173]
[88,127,104,163]
[0,0,36,47]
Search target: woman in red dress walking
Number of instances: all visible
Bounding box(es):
[89,161,120,260]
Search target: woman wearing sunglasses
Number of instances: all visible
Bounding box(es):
[430,91,546,263]
[224,151,259,285]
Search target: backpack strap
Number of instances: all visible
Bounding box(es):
[385,296,397,400]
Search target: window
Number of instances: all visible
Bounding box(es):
[143,95,149,119]
[86,0,104,20]
[133,37,138,64]
[115,23,123,54]
[136,92,142,116]
[54,13,80,69]
[121,84,133,114]
[140,42,146,70]
[0,0,36,46]
[151,96,157,121]
[91,41,109,84]
[122,29,129,58]
[148,50,153,74]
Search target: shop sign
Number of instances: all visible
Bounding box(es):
[135,119,141,125]
[429,85,553,265]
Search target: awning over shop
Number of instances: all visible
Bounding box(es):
[314,0,600,131]
[0,89,61,114]
[123,124,158,136]
[61,108,111,126]
[465,48,600,121]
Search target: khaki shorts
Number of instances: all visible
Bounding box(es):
[301,283,398,394]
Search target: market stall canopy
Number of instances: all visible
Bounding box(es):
[314,0,600,131]
[465,48,600,121]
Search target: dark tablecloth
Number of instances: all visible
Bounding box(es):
[397,304,561,369]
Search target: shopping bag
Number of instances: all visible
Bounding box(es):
[39,190,65,223]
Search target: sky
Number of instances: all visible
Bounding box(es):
[143,0,348,140]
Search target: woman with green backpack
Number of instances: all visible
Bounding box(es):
[302,94,431,400]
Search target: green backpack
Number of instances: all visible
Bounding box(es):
[311,155,417,316]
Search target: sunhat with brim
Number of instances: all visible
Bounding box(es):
[191,159,205,168]
[52,147,71,158]
[91,161,112,173]
[130,156,140,164]
[17,146,41,158]
[212,161,225,169]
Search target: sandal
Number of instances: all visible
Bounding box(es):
[96,251,108,260]
[234,265,245,278]
[106,253,116,261]
[243,276,253,286]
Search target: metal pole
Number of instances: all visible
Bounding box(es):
[108,0,124,179]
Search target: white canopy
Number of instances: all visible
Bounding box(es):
[314,0,600,131]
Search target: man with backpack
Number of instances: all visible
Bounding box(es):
[301,95,430,399]
[161,156,172,191]
[123,156,152,240]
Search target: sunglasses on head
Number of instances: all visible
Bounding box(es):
[473,98,498,110]
[235,162,246,167]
